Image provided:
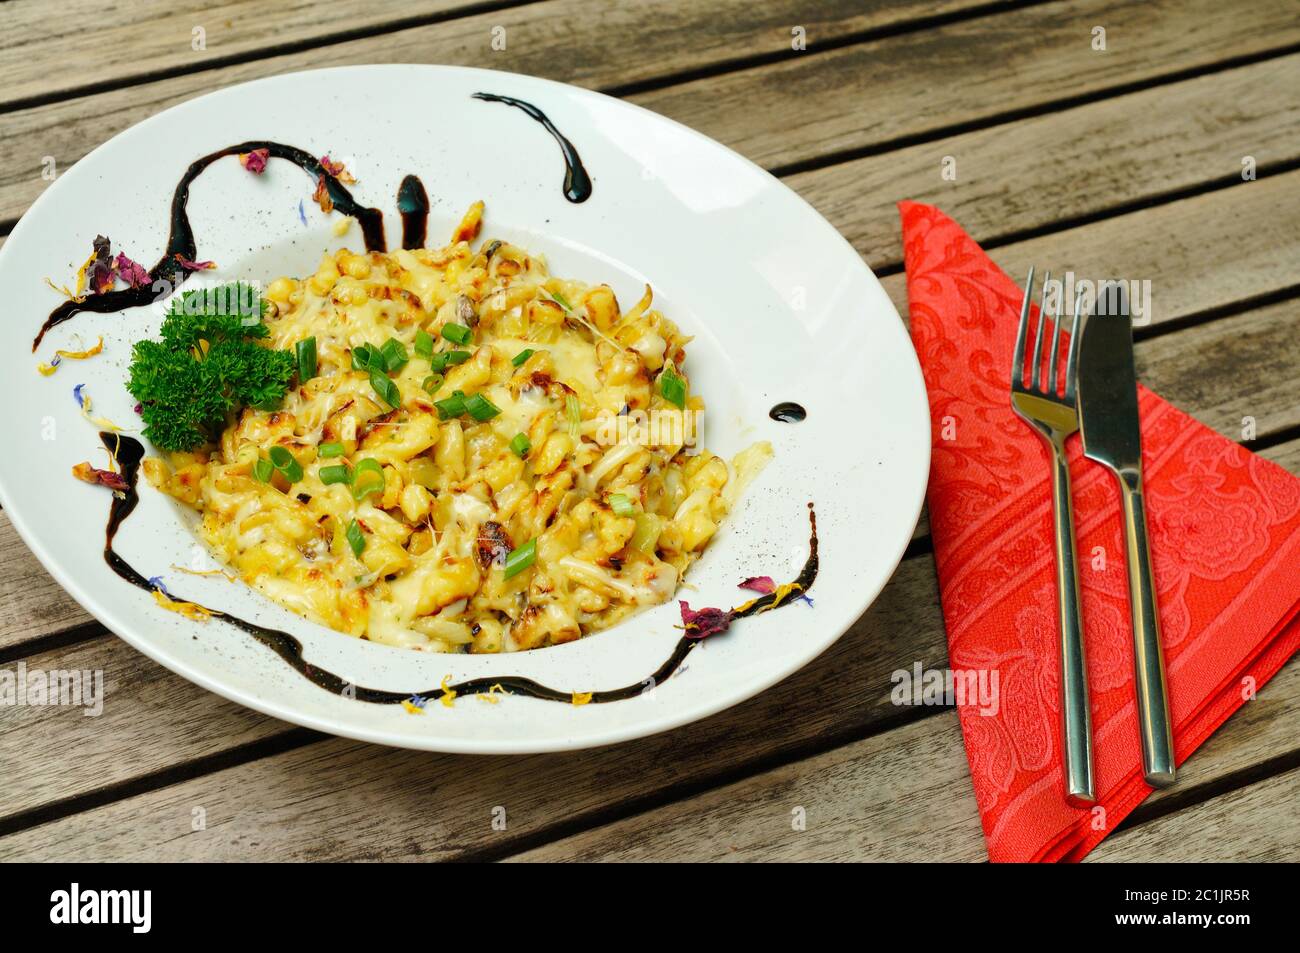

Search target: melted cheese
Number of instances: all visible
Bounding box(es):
[147,211,769,653]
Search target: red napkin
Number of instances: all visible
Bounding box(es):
[900,202,1300,862]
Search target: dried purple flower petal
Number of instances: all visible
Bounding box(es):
[679,601,734,640]
[239,148,269,174]
[88,235,114,294]
[114,252,150,288]
[312,175,334,213]
[740,575,812,607]
[173,254,216,271]
[72,461,128,493]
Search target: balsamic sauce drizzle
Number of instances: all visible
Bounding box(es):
[66,116,799,705]
[769,402,807,423]
[100,432,818,706]
[35,141,387,351]
[471,93,593,203]
[397,174,430,250]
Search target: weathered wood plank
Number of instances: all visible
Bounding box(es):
[628,0,1300,172]
[0,635,300,834]
[0,512,94,652]
[878,169,1300,329]
[796,53,1300,273]
[1133,302,1300,441]
[4,0,1298,229]
[0,554,949,856]
[0,0,999,112]
[0,0,995,225]
[0,0,492,109]
[1091,766,1300,861]
[506,655,1300,862]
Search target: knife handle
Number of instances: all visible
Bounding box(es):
[1118,472,1177,787]
[1049,438,1095,806]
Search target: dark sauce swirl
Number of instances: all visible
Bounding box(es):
[769,402,807,423]
[100,433,817,705]
[34,141,387,351]
[471,93,593,203]
[397,174,430,250]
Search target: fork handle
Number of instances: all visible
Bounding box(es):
[1049,438,1096,806]
[1117,472,1176,788]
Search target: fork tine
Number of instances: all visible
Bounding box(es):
[1030,270,1051,390]
[1047,280,1065,396]
[1063,286,1085,403]
[1012,266,1035,386]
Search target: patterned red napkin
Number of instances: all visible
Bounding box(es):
[900,202,1300,862]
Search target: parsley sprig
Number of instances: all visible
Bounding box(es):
[127,283,296,451]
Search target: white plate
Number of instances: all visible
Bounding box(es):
[0,65,928,753]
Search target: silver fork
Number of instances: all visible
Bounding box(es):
[1010,268,1095,807]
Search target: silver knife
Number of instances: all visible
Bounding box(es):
[1076,285,1176,788]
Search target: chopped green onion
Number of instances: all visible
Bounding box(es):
[441,323,472,345]
[319,464,351,485]
[511,348,535,367]
[428,350,471,373]
[422,373,444,395]
[464,393,501,422]
[413,329,434,360]
[510,433,531,458]
[370,368,401,409]
[252,457,274,483]
[565,394,581,439]
[380,337,408,373]
[609,493,635,517]
[268,445,303,483]
[345,518,365,557]
[658,366,687,409]
[435,392,466,420]
[351,343,381,372]
[319,441,345,458]
[350,458,384,501]
[549,290,573,311]
[296,336,317,381]
[502,538,536,580]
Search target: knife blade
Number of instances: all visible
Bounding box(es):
[1076,284,1177,788]
[1077,285,1141,472]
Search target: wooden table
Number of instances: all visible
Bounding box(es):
[1,0,1297,862]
